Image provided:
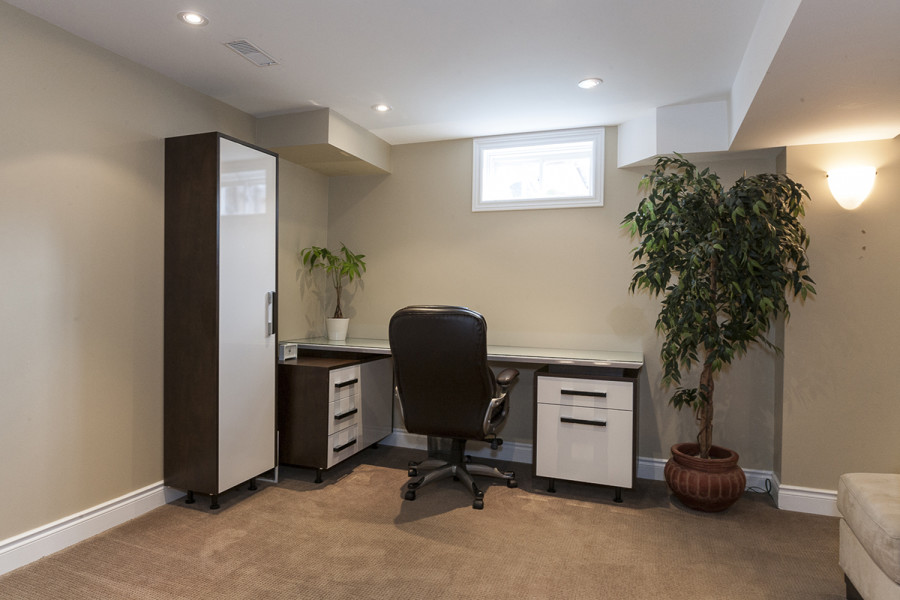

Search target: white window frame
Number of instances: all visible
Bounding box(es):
[472,127,604,212]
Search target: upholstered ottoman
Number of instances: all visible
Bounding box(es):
[837,473,900,599]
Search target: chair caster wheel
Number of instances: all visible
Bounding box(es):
[473,498,484,510]
[408,468,417,477]
[404,490,416,501]
[507,479,518,488]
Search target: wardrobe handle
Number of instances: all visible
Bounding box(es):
[333,439,357,453]
[561,389,607,398]
[266,291,276,336]
[334,408,358,421]
[560,417,607,427]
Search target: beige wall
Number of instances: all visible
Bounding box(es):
[276,160,331,340]
[0,2,256,541]
[325,130,782,468]
[781,137,900,490]
[8,0,882,545]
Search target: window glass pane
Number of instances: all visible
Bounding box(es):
[473,128,603,211]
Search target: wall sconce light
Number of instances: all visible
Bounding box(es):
[826,166,876,210]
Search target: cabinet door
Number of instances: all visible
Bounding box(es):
[217,137,277,491]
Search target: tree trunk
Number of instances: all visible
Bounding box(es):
[333,282,343,319]
[696,361,715,459]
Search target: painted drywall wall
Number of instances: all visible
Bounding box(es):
[325,128,782,470]
[276,160,330,340]
[0,2,257,541]
[781,137,900,489]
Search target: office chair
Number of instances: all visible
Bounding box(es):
[388,306,518,509]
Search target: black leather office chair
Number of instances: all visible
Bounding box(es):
[388,306,518,509]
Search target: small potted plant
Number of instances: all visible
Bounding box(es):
[299,243,366,341]
[622,154,815,511]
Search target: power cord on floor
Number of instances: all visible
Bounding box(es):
[745,477,775,501]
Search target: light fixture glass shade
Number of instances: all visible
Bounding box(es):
[177,11,208,26]
[827,166,876,210]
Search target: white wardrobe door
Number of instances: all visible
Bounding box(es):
[217,137,277,492]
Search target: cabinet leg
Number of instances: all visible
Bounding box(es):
[185,490,195,504]
[248,477,258,491]
[314,468,323,484]
[548,478,556,493]
[614,487,623,503]
[210,494,219,510]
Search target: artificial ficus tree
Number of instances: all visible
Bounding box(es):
[622,154,815,459]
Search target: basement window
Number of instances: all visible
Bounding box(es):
[473,127,604,211]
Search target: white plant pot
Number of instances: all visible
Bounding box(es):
[325,318,350,341]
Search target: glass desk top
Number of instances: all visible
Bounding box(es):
[283,337,643,370]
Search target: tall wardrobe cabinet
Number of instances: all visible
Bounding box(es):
[164,132,278,508]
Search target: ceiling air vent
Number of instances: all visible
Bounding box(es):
[224,39,279,67]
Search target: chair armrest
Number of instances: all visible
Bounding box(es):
[496,368,519,388]
[482,369,519,438]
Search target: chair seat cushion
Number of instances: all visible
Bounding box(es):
[838,473,900,583]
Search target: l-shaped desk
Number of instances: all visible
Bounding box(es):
[279,337,643,501]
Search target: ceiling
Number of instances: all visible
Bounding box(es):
[8,0,900,151]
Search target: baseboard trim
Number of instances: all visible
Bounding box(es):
[635,456,775,493]
[383,432,841,515]
[0,481,182,576]
[773,474,839,517]
[1,445,838,577]
[382,430,533,464]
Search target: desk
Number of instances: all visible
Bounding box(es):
[280,337,643,500]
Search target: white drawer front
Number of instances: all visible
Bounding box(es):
[537,376,632,410]
[328,394,361,436]
[326,424,359,469]
[535,403,632,488]
[329,365,361,402]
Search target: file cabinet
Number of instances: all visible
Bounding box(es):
[533,366,638,501]
[277,355,392,482]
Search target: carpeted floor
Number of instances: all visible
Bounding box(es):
[0,445,844,599]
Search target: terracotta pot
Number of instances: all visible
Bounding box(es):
[663,442,746,512]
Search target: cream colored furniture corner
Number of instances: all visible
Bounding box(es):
[838,473,900,599]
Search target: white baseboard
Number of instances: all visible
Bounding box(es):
[635,456,775,493]
[772,474,839,517]
[382,430,533,464]
[383,432,840,515]
[0,481,182,576]
[1,445,838,577]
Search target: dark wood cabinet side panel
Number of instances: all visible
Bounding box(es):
[163,133,220,494]
[278,364,329,467]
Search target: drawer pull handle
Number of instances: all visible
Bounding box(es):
[333,439,358,453]
[560,417,607,427]
[334,408,358,421]
[334,378,359,389]
[562,389,607,398]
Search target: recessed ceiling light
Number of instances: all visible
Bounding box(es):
[372,104,392,112]
[578,78,603,89]
[177,11,209,26]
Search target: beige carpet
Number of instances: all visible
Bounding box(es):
[0,446,843,599]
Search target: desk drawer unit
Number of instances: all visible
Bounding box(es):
[277,356,391,482]
[534,368,637,500]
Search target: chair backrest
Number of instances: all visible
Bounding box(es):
[389,306,496,440]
